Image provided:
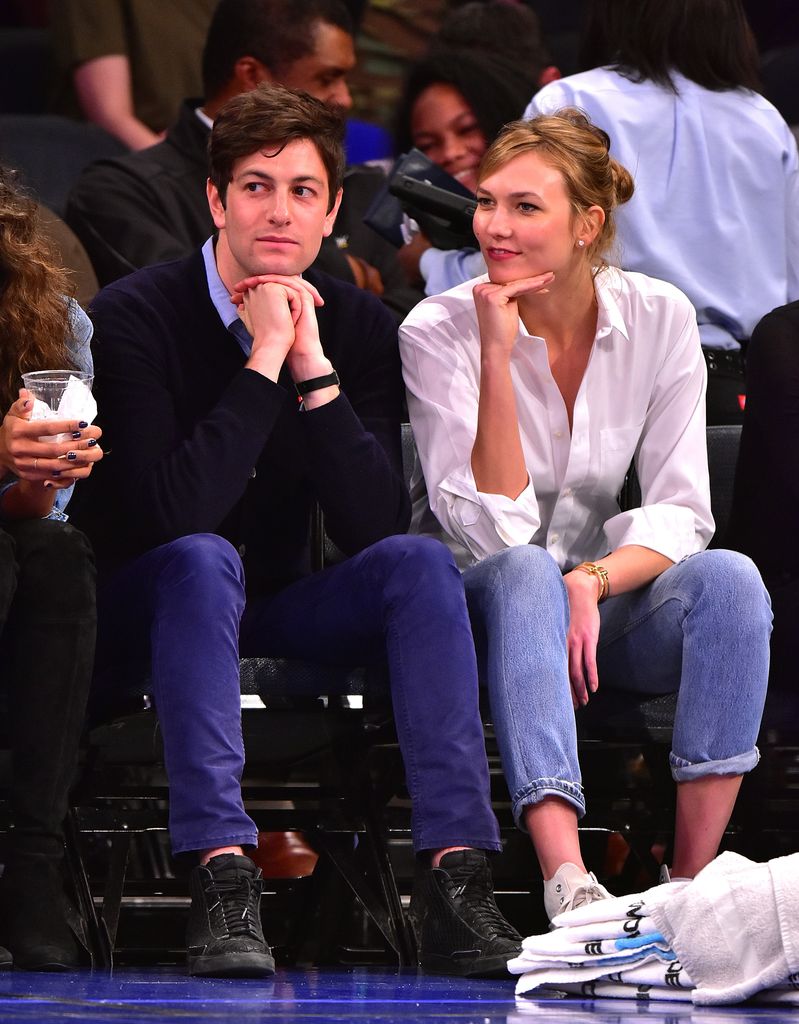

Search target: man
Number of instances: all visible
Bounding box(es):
[65,0,417,316]
[74,85,521,979]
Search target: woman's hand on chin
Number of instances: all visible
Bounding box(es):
[473,272,554,357]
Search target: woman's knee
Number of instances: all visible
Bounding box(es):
[676,549,772,630]
[9,521,95,611]
[466,544,565,605]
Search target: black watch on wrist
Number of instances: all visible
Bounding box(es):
[295,371,340,398]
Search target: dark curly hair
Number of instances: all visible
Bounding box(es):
[393,48,539,160]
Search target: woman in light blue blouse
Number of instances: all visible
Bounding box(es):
[0,168,103,970]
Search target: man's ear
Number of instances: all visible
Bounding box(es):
[232,55,273,93]
[322,187,344,237]
[207,178,226,231]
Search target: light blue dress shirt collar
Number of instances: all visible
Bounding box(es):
[201,236,253,356]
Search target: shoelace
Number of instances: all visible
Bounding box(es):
[564,876,607,914]
[209,875,262,938]
[447,868,520,941]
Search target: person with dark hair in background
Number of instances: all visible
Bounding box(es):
[74,83,522,980]
[66,0,419,318]
[393,46,541,295]
[401,109,770,921]
[526,0,799,425]
[0,168,104,970]
[435,0,561,83]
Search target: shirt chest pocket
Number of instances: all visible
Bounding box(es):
[599,426,642,491]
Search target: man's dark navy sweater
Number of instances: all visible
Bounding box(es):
[72,249,411,596]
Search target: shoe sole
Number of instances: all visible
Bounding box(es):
[421,952,515,978]
[188,951,276,978]
[13,960,76,972]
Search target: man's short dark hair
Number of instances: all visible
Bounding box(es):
[209,83,346,210]
[202,0,353,101]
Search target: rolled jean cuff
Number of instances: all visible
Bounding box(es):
[669,746,760,782]
[512,777,586,829]
[171,830,259,857]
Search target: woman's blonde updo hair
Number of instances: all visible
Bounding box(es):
[477,107,635,267]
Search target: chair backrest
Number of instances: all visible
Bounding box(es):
[620,424,741,549]
[0,115,126,217]
[705,423,742,547]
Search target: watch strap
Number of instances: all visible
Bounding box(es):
[295,371,340,397]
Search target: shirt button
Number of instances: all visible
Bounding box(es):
[549,533,559,544]
[249,467,257,479]
[554,431,563,439]
[563,487,572,497]
[238,543,247,558]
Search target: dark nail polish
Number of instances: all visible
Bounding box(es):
[72,430,82,439]
[67,451,77,461]
[78,421,88,428]
[52,470,61,477]
[43,481,53,489]
[87,438,97,447]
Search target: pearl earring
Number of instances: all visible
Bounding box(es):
[577,239,586,248]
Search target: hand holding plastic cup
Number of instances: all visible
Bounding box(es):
[20,370,97,442]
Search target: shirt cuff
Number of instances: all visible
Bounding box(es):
[604,504,705,563]
[440,467,539,555]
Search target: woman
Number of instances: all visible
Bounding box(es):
[393,47,539,294]
[399,111,771,920]
[527,0,799,425]
[0,167,103,969]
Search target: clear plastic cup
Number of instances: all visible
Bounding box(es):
[21,370,94,414]
[21,370,95,442]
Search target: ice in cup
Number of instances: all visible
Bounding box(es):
[21,370,96,442]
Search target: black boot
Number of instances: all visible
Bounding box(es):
[410,849,522,977]
[0,523,96,971]
[186,854,275,977]
[0,847,82,971]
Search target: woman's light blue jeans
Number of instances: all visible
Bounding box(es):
[463,545,772,827]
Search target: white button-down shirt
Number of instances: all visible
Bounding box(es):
[399,267,714,569]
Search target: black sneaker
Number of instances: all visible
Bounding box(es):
[410,849,522,977]
[186,853,275,978]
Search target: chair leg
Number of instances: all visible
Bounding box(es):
[103,833,131,952]
[64,809,113,970]
[314,828,414,966]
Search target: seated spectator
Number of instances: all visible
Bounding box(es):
[399,111,771,921]
[729,301,799,707]
[66,0,420,319]
[50,0,216,150]
[526,0,799,425]
[0,167,103,969]
[393,47,540,294]
[72,84,522,979]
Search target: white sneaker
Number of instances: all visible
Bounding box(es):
[543,862,613,921]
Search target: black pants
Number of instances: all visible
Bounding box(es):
[0,520,96,854]
[703,347,746,426]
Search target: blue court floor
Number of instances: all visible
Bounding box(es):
[0,968,794,1024]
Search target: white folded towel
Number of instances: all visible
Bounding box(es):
[649,851,799,1005]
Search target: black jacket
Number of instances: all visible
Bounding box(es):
[66,99,421,318]
[71,250,410,595]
